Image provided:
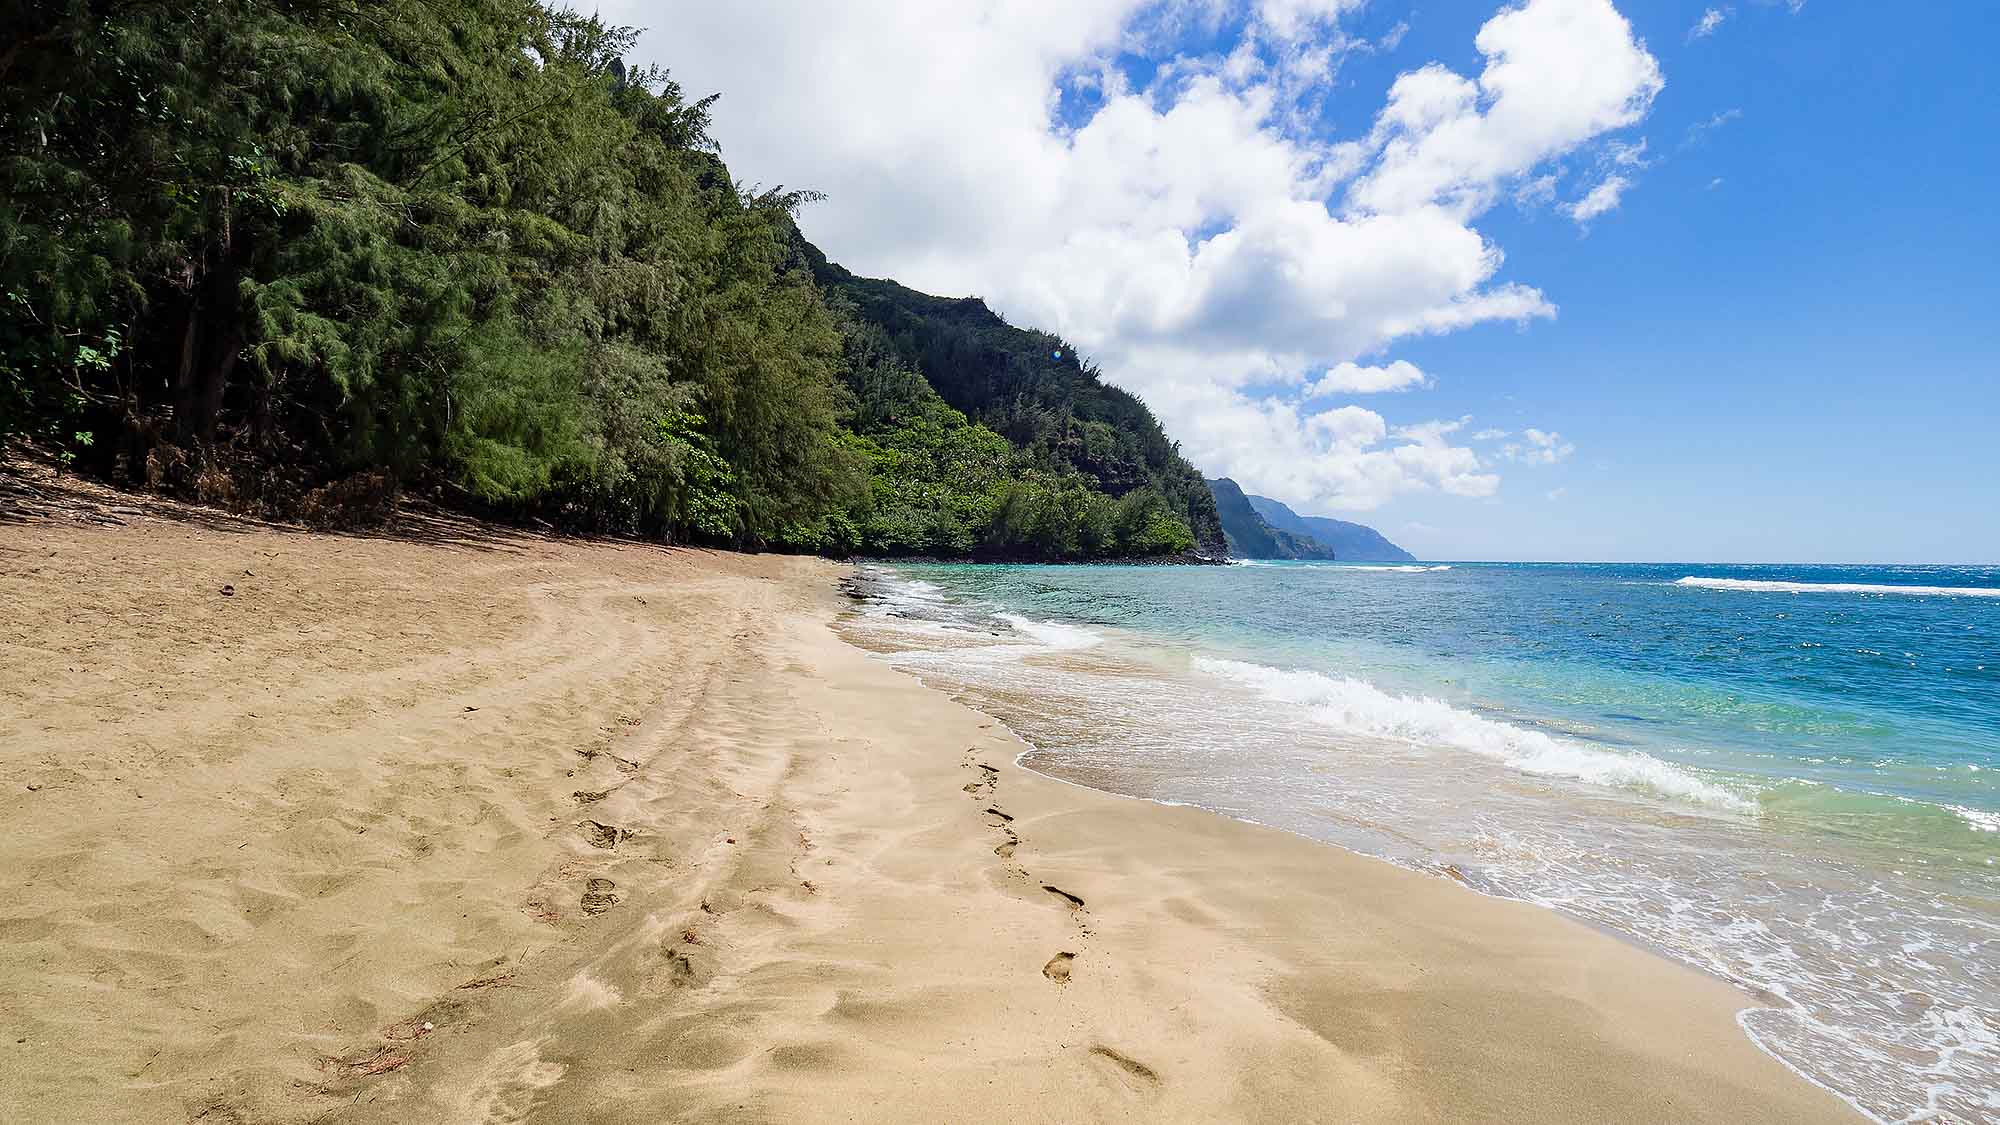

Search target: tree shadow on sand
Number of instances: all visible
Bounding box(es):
[0,453,691,561]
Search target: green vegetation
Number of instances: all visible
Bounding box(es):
[813,251,1224,556]
[2,0,1219,560]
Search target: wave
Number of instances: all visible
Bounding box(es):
[997,613,1102,651]
[1676,577,2000,598]
[1193,657,1755,812]
[1343,564,1453,573]
[1944,803,2000,833]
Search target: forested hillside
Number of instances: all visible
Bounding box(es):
[806,247,1224,557]
[0,0,1219,561]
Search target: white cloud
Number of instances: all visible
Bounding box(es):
[1258,0,1366,41]
[1514,172,1560,209]
[1563,136,1650,225]
[1567,174,1630,223]
[1471,427,1509,441]
[1688,7,1729,40]
[1347,0,1663,217]
[1606,138,1650,167]
[1502,427,1576,464]
[1546,486,1568,500]
[1160,396,1500,510]
[602,0,1660,513]
[1308,359,1431,394]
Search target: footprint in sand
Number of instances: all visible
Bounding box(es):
[579,820,630,849]
[661,947,697,988]
[1042,951,1075,983]
[1088,1044,1161,1091]
[581,877,618,916]
[961,760,999,797]
[1042,884,1085,910]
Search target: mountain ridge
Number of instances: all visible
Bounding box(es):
[1246,494,1417,562]
[1206,478,1335,560]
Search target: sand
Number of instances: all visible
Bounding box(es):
[0,484,1858,1123]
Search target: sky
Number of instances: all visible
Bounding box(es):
[599,0,1999,563]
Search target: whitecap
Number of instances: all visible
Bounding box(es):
[1675,577,2000,598]
[997,613,1102,651]
[1943,804,2000,833]
[1193,657,1755,812]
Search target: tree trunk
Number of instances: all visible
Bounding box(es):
[169,269,240,451]
[170,299,200,446]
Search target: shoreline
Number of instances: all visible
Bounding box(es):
[1010,751,1871,1121]
[861,646,1869,1119]
[0,502,1860,1122]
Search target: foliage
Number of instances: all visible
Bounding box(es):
[0,0,1214,560]
[804,243,1224,555]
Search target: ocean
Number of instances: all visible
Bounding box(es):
[838,560,2000,1124]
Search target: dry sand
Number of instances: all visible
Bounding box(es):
[0,485,1858,1123]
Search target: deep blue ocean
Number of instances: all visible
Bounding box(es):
[842,560,1999,1123]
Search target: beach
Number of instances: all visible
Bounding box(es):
[0,498,1857,1123]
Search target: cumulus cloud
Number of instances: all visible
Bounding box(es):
[1502,428,1577,464]
[601,0,1658,513]
[1309,359,1431,394]
[1346,0,1662,217]
[1156,392,1499,509]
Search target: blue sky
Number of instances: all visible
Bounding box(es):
[1362,1,2000,563]
[610,1,1998,563]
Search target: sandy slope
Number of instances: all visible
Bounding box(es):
[0,493,1855,1123]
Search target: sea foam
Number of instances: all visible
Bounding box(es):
[1944,803,2000,833]
[1676,577,2000,598]
[1193,657,1755,812]
[998,613,1102,651]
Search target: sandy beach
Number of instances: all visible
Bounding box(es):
[0,490,1858,1123]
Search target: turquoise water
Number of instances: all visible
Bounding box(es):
[841,561,2000,1123]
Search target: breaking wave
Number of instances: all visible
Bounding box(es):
[1676,577,2000,598]
[1193,657,1756,812]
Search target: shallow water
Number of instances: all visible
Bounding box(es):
[839,560,2000,1124]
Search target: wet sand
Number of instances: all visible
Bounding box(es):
[0,490,1857,1122]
